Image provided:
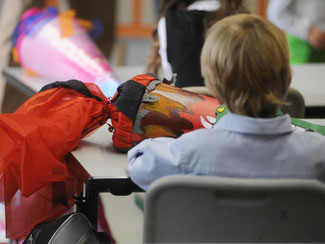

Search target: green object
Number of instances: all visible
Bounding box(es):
[214,105,325,136]
[214,104,229,124]
[287,34,325,64]
[290,117,325,135]
[134,194,144,211]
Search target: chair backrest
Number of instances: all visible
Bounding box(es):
[282,87,305,118]
[143,175,325,243]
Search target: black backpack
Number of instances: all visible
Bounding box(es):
[23,212,111,244]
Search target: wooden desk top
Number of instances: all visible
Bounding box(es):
[3,67,49,97]
[71,124,129,178]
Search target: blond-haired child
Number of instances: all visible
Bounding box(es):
[128,14,325,190]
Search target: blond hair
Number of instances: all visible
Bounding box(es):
[201,14,291,117]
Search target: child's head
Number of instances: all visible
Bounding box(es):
[201,14,291,118]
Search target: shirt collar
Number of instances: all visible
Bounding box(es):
[213,113,293,135]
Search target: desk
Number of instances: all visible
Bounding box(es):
[72,126,128,179]
[70,124,142,229]
[2,66,145,96]
[3,64,325,108]
[3,67,48,97]
[290,64,325,107]
[304,119,325,125]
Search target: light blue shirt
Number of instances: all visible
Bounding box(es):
[128,114,325,190]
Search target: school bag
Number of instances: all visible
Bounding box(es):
[107,73,221,152]
[23,212,111,244]
[0,80,111,239]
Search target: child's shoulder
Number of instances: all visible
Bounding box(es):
[174,126,222,150]
[291,129,325,152]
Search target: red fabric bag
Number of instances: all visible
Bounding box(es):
[0,80,109,239]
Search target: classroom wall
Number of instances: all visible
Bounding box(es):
[244,0,269,18]
[116,0,133,25]
[112,0,269,66]
[115,0,268,37]
[244,0,258,13]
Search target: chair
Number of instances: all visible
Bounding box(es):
[282,87,305,118]
[143,175,325,243]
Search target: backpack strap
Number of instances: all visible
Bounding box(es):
[291,117,325,135]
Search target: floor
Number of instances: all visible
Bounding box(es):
[101,193,145,244]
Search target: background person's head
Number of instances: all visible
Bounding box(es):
[201,14,291,118]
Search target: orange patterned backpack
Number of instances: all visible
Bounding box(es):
[108,74,221,152]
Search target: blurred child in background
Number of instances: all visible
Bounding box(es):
[147,0,246,87]
[268,0,325,63]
